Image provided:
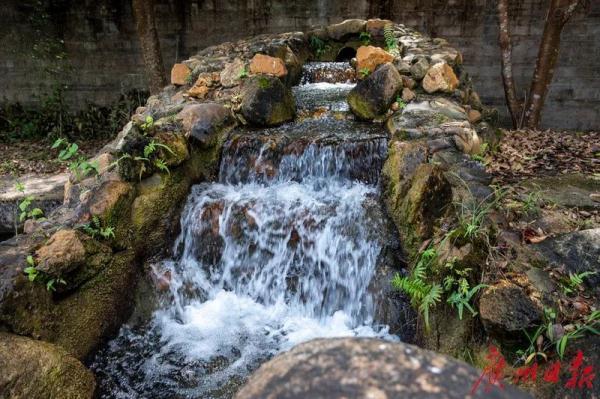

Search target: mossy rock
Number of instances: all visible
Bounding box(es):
[241,75,296,126]
[52,249,137,359]
[0,333,95,399]
[395,164,452,257]
[420,303,479,359]
[347,63,402,120]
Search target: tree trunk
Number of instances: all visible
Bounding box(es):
[497,0,522,129]
[132,0,167,94]
[523,0,580,129]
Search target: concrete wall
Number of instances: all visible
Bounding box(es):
[0,0,598,130]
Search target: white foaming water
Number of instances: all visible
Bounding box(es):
[92,76,397,399]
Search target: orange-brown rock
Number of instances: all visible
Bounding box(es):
[422,62,459,93]
[35,229,86,275]
[468,109,482,124]
[356,46,394,73]
[401,87,416,103]
[366,19,393,38]
[249,54,287,78]
[170,63,191,85]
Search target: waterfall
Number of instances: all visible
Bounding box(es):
[92,63,398,399]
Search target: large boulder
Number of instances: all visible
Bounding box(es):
[479,281,542,336]
[356,45,394,73]
[325,19,366,41]
[235,338,530,399]
[249,54,288,78]
[241,75,296,126]
[534,228,600,289]
[34,229,112,291]
[178,103,234,146]
[347,63,402,120]
[0,333,95,399]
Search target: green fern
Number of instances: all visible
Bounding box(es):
[383,24,400,56]
[392,247,441,331]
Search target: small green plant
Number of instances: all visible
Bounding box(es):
[453,189,503,242]
[471,142,490,164]
[24,255,39,282]
[447,283,487,320]
[392,247,442,331]
[395,95,406,110]
[140,115,154,132]
[82,215,115,240]
[555,310,600,359]
[16,181,45,224]
[359,67,371,78]
[238,66,249,79]
[383,24,400,55]
[52,138,99,180]
[309,36,330,58]
[111,140,174,180]
[22,255,66,292]
[359,31,371,45]
[521,190,542,216]
[560,271,596,296]
[18,195,44,222]
[517,308,600,364]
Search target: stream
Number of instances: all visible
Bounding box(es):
[91,62,401,398]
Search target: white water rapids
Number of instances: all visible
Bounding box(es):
[92,63,400,399]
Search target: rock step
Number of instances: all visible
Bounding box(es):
[0,173,68,237]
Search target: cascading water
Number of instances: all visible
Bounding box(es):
[92,63,400,398]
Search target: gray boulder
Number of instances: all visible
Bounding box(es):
[178,103,234,146]
[479,281,542,336]
[235,338,530,399]
[326,19,367,41]
[534,228,600,289]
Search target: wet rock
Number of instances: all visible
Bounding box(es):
[534,228,600,289]
[325,19,366,41]
[220,58,246,88]
[394,59,412,75]
[241,75,296,126]
[171,63,191,85]
[249,54,288,78]
[236,338,530,399]
[178,103,234,146]
[479,281,542,336]
[422,62,459,93]
[347,63,402,120]
[0,333,95,399]
[0,173,68,236]
[356,45,394,73]
[410,56,430,80]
